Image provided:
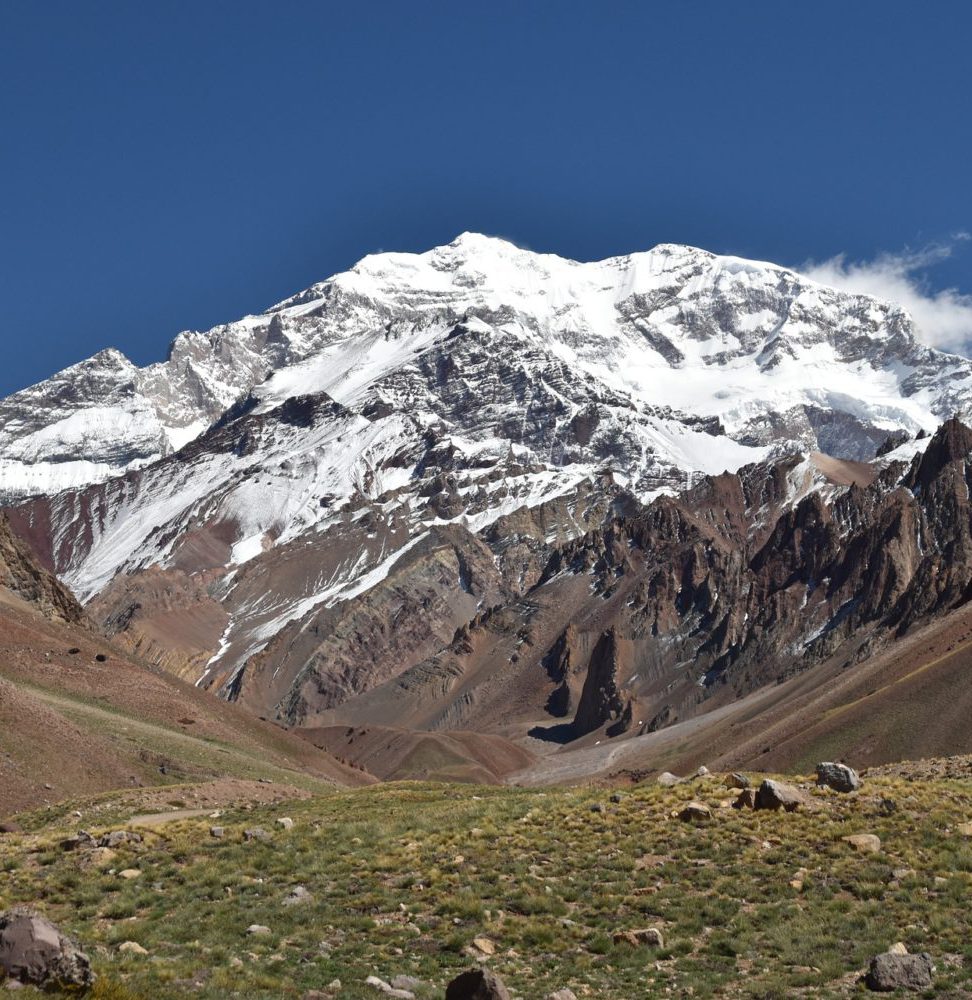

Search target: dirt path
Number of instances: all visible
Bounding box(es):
[128,808,212,827]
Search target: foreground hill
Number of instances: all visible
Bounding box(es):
[1,766,971,997]
[0,516,368,818]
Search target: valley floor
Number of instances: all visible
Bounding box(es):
[1,766,971,998]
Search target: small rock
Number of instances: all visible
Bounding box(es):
[725,772,750,789]
[754,779,811,812]
[365,975,414,998]
[695,765,710,777]
[246,925,271,936]
[888,942,908,956]
[118,869,141,880]
[276,817,294,830]
[609,792,623,804]
[390,975,422,992]
[732,788,756,809]
[0,823,23,835]
[842,833,881,854]
[99,830,141,849]
[676,801,711,823]
[656,772,681,787]
[328,979,342,991]
[815,761,861,793]
[210,826,224,839]
[590,802,605,814]
[282,886,313,906]
[445,968,511,1000]
[546,991,578,1000]
[864,951,934,991]
[118,941,148,955]
[243,827,270,843]
[956,821,972,837]
[612,927,664,947]
[471,935,496,955]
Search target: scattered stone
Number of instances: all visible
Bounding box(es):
[88,847,117,866]
[677,801,711,823]
[243,827,270,843]
[390,975,422,992]
[695,765,710,777]
[609,792,623,803]
[210,826,224,839]
[365,975,414,998]
[471,936,496,955]
[864,951,934,992]
[95,653,108,663]
[60,832,95,852]
[118,941,148,955]
[282,886,313,906]
[891,867,915,881]
[656,772,681,786]
[888,942,909,956]
[590,802,605,814]
[0,908,94,990]
[445,968,511,1000]
[957,822,972,837]
[613,927,664,947]
[276,817,294,830]
[246,925,271,936]
[67,647,80,655]
[732,788,756,809]
[789,867,809,891]
[546,991,578,1000]
[99,830,141,848]
[725,772,750,789]
[0,823,23,835]
[843,833,881,854]
[816,761,861,793]
[754,779,811,812]
[118,869,141,880]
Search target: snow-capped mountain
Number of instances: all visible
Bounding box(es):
[4,233,970,506]
[4,233,972,729]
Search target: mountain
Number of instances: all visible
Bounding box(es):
[5,234,972,764]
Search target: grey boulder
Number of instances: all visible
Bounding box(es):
[0,908,94,990]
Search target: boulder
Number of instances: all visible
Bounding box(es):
[732,788,756,809]
[816,762,861,793]
[677,801,711,823]
[445,968,511,1000]
[843,833,881,854]
[613,927,664,947]
[0,908,94,990]
[725,773,750,789]
[656,772,681,787]
[864,951,934,991]
[243,827,270,843]
[754,779,811,812]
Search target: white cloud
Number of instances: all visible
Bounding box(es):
[799,234,972,354]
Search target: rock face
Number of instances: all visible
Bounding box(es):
[0,908,94,990]
[864,951,935,992]
[816,762,861,792]
[0,515,83,623]
[445,967,511,1000]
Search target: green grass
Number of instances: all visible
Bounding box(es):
[1,774,971,998]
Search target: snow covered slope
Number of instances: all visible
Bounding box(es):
[4,233,971,505]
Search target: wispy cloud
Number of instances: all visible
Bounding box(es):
[800,234,972,354]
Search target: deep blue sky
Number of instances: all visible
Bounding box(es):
[2,2,972,395]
